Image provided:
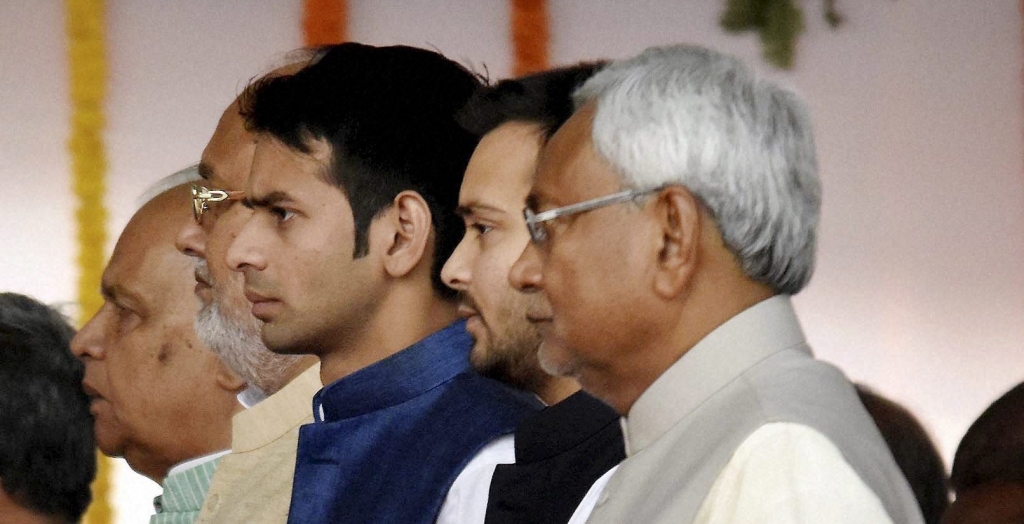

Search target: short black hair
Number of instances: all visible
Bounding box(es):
[950,381,1024,492]
[456,61,606,141]
[0,293,95,522]
[856,385,949,524]
[240,42,483,299]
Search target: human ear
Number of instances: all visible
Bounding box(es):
[652,186,702,299]
[381,190,432,278]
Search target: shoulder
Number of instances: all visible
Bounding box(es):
[695,423,895,524]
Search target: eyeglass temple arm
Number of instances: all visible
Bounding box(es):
[529,189,646,224]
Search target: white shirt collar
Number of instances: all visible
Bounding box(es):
[166,449,232,478]
[237,385,268,409]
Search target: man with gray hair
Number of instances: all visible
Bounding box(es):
[510,44,925,523]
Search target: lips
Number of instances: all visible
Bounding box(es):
[456,304,479,320]
[81,381,101,399]
[244,289,280,321]
[193,261,213,300]
[81,381,105,414]
[525,311,552,324]
[194,270,211,287]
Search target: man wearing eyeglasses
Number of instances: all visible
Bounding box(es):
[510,45,926,524]
[72,183,245,523]
[175,57,323,524]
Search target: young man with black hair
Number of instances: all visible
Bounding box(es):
[0,293,95,524]
[225,43,539,523]
[442,63,625,524]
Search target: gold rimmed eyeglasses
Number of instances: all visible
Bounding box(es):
[191,183,245,224]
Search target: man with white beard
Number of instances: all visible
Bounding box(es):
[176,58,320,524]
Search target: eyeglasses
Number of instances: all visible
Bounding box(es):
[523,186,663,244]
[191,183,245,224]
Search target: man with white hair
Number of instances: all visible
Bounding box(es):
[510,44,925,523]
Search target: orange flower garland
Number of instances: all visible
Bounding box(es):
[304,0,348,46]
[511,0,549,76]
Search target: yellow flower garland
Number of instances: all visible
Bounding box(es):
[66,0,113,522]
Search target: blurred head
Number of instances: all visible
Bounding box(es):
[177,87,314,395]
[856,385,949,524]
[442,64,602,398]
[510,45,819,413]
[0,293,94,524]
[227,43,480,359]
[943,382,1024,524]
[72,184,244,482]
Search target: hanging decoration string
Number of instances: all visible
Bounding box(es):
[66,0,113,522]
[510,0,549,76]
[304,0,348,46]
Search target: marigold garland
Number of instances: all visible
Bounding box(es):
[304,0,347,46]
[511,0,549,76]
[66,0,113,522]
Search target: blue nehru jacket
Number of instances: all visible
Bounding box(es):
[287,320,541,524]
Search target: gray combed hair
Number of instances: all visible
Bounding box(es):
[574,44,821,295]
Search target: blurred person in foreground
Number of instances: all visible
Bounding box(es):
[442,63,624,524]
[177,56,320,524]
[856,384,950,524]
[226,42,539,523]
[509,44,925,523]
[72,183,245,523]
[0,292,95,524]
[942,382,1024,524]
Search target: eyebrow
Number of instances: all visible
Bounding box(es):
[455,203,506,218]
[100,281,143,309]
[244,190,292,209]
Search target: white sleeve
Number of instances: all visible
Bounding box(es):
[435,434,516,524]
[694,423,896,524]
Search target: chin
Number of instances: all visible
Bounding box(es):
[93,431,125,459]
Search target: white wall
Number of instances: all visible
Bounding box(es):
[2,1,1021,522]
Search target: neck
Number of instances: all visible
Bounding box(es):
[319,287,458,385]
[607,257,775,415]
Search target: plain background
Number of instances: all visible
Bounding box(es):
[1,1,1022,521]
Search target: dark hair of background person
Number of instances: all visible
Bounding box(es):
[0,292,95,523]
[949,381,1024,492]
[240,42,483,300]
[856,384,950,524]
[455,61,607,142]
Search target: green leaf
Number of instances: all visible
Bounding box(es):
[824,0,843,28]
[760,0,804,68]
[720,0,770,31]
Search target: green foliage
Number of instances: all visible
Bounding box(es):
[719,0,842,69]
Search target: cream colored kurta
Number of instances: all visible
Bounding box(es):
[195,363,321,524]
